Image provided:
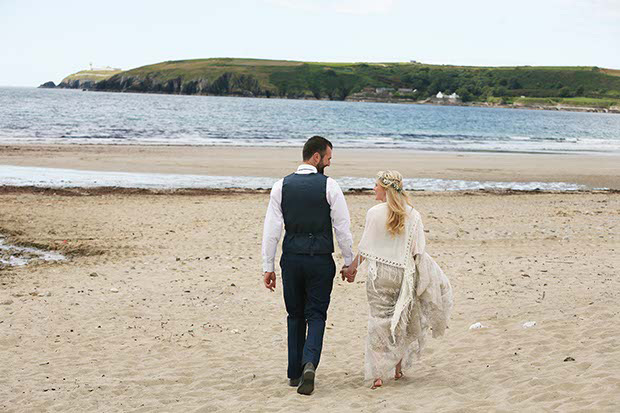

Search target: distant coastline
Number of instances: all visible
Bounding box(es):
[346,96,619,114]
[39,58,620,114]
[36,86,620,115]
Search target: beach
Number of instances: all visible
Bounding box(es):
[1,145,620,412]
[1,144,620,189]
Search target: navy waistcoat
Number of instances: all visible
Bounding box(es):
[281,172,334,255]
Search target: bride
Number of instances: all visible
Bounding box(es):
[343,171,453,389]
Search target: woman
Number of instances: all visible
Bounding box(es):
[344,171,453,389]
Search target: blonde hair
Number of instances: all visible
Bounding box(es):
[376,170,412,235]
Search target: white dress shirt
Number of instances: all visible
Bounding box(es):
[262,164,354,272]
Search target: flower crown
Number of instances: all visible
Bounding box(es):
[378,175,403,193]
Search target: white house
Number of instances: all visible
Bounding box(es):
[436,91,460,100]
[432,91,461,103]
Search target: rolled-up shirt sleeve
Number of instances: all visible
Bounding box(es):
[261,179,284,272]
[326,177,354,266]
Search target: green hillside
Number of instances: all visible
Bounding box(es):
[61,69,122,82]
[91,58,620,106]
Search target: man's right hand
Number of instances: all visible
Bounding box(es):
[264,272,276,291]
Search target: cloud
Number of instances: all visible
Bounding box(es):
[268,0,397,15]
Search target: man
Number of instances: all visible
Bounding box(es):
[262,135,354,395]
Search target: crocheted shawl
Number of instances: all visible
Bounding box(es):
[358,203,453,341]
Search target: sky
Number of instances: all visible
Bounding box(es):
[1,0,619,86]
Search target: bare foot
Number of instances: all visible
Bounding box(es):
[395,360,403,380]
[371,378,383,389]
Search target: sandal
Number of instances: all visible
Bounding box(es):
[394,371,404,380]
[371,378,383,389]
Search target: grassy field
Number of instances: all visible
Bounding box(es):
[61,70,122,84]
[122,59,302,90]
[514,96,620,108]
[558,97,620,107]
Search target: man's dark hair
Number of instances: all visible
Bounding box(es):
[302,136,333,161]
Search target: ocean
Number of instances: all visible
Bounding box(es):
[1,87,618,191]
[2,87,620,153]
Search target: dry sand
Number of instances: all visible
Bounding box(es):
[1,187,619,412]
[1,144,620,189]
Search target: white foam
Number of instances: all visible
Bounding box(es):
[0,165,591,192]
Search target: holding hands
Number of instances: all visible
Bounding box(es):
[341,254,362,283]
[265,255,361,291]
[340,264,357,283]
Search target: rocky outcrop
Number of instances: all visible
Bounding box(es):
[57,79,97,89]
[95,72,263,97]
[96,75,190,94]
[38,81,56,88]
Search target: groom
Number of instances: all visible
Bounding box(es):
[262,135,354,395]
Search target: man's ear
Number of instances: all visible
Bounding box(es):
[312,152,321,165]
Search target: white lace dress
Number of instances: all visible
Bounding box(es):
[357,203,453,382]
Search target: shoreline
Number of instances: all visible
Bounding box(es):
[1,144,619,189]
[1,185,616,197]
[36,86,620,115]
[3,141,619,155]
[0,167,599,192]
[347,97,620,114]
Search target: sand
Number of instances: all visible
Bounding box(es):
[1,144,619,411]
[1,144,620,189]
[1,185,619,412]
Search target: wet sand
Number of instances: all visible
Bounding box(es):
[1,144,619,189]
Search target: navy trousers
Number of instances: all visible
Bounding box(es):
[280,253,336,380]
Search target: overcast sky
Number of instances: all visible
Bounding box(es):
[1,0,619,87]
